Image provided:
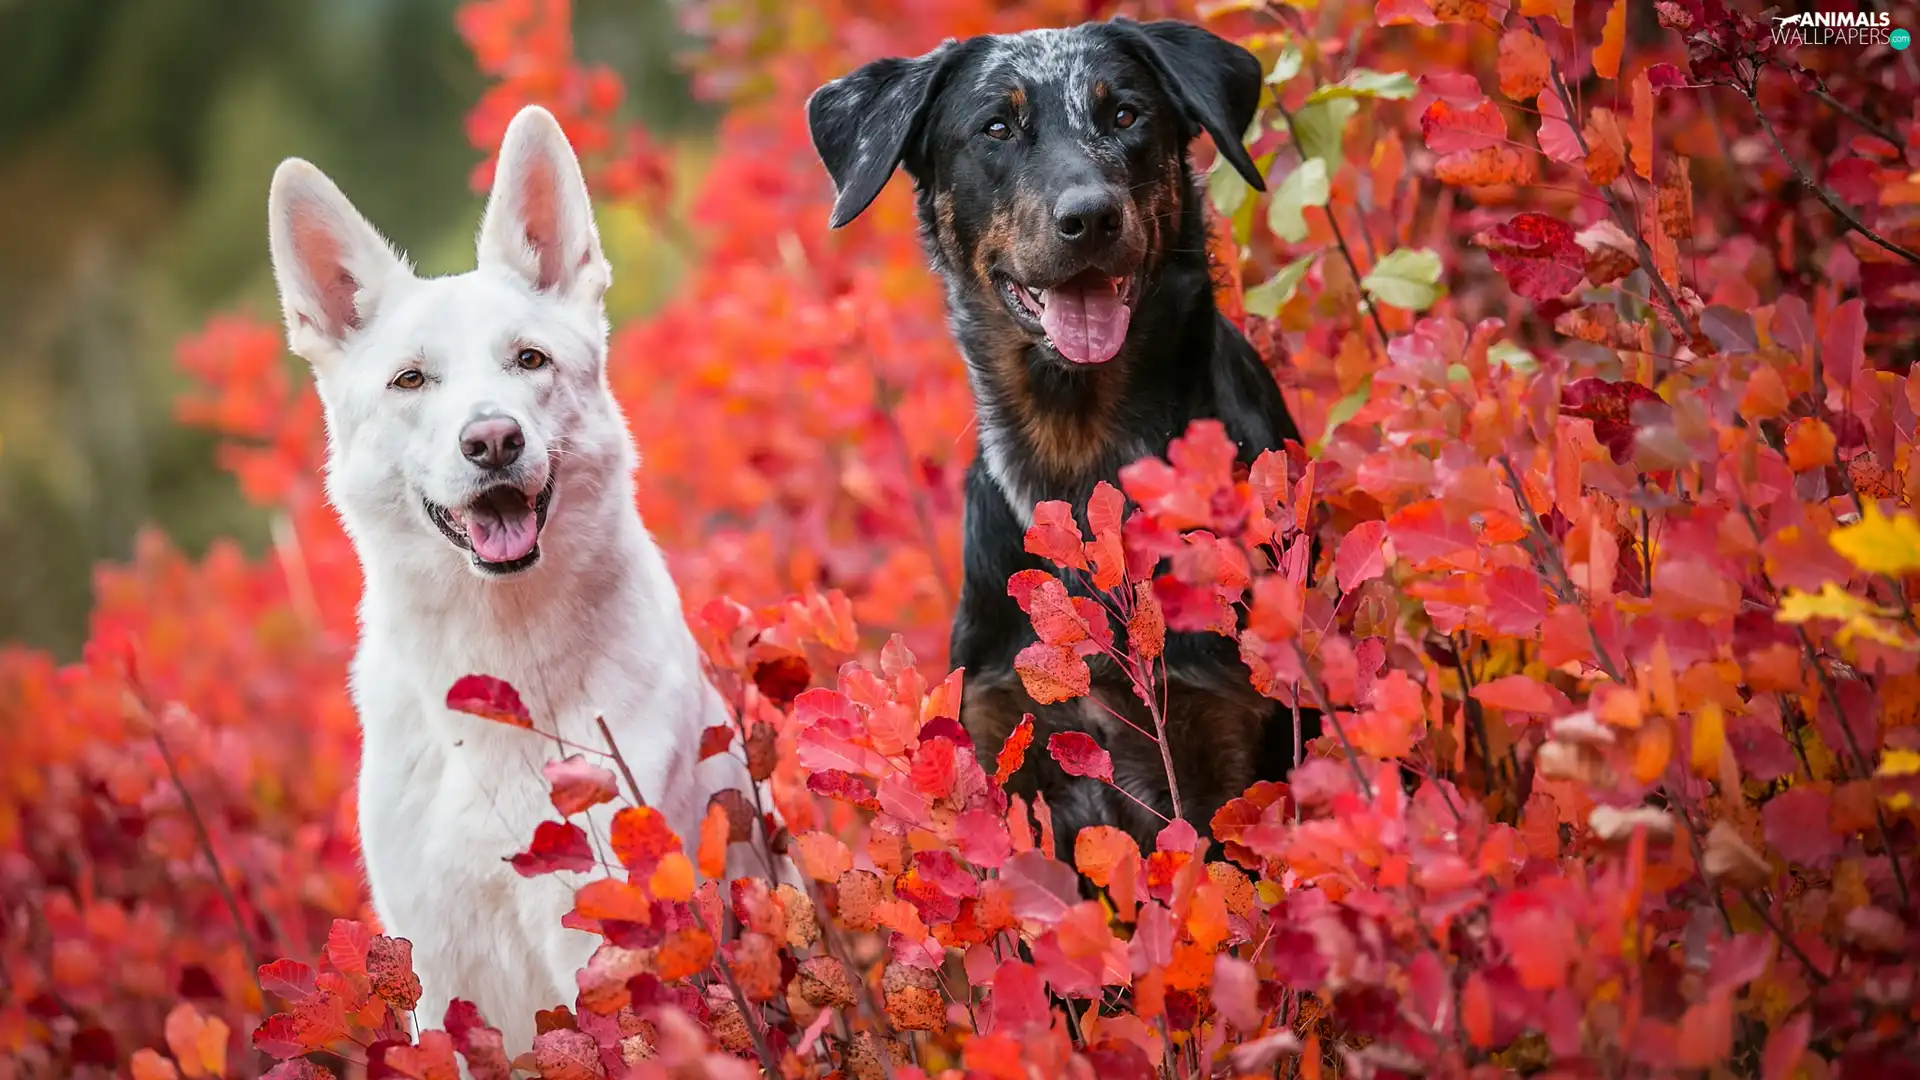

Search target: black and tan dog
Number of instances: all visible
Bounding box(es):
[808,19,1317,857]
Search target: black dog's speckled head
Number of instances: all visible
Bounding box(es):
[807,20,1266,370]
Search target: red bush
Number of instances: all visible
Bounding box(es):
[5,0,1920,1076]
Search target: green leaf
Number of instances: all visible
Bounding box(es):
[1362,247,1446,311]
[1488,340,1539,374]
[1266,159,1329,244]
[1304,69,1418,103]
[1446,363,1471,383]
[1265,45,1305,86]
[1243,251,1321,318]
[1208,154,1252,219]
[1317,377,1373,452]
[1289,97,1357,168]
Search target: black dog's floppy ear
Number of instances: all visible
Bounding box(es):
[1112,18,1267,193]
[807,41,961,229]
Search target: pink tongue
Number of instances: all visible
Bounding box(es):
[1039,276,1131,364]
[463,499,540,563]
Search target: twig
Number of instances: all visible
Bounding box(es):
[1741,888,1831,986]
[147,708,263,978]
[1747,94,1920,267]
[1531,17,1691,353]
[1497,455,1628,684]
[1810,86,1903,148]
[1287,642,1375,801]
[597,715,648,807]
[1271,100,1392,352]
[697,908,784,1076]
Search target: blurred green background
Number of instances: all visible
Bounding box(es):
[0,0,709,658]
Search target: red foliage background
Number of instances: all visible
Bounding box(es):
[6,0,1920,1077]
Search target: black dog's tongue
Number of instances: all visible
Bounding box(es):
[1040,272,1130,364]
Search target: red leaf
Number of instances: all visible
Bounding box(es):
[324,920,371,979]
[258,959,317,1001]
[1334,520,1391,592]
[1761,1011,1811,1080]
[531,1028,605,1080]
[1486,566,1547,635]
[697,724,734,761]
[1561,378,1665,463]
[1474,212,1585,301]
[543,755,620,816]
[444,1000,513,1080]
[1535,91,1583,164]
[1421,98,1506,154]
[994,715,1035,787]
[1001,850,1080,923]
[1047,731,1114,783]
[1762,786,1841,868]
[366,935,421,1012]
[383,1030,460,1080]
[445,674,532,728]
[1008,572,1092,648]
[910,735,958,798]
[1469,674,1567,715]
[263,1065,337,1080]
[1025,501,1089,570]
[807,769,880,810]
[1014,642,1091,704]
[1086,482,1127,590]
[510,821,596,877]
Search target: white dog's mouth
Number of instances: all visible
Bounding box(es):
[425,469,557,575]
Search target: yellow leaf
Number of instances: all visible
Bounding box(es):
[1777,583,1914,648]
[1518,0,1572,24]
[1831,502,1920,576]
[1592,0,1626,79]
[1877,748,1920,778]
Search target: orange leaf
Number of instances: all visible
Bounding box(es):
[654,926,715,981]
[1073,825,1140,888]
[573,879,652,924]
[649,852,696,902]
[1497,29,1551,100]
[130,1050,181,1080]
[1630,73,1654,181]
[610,806,680,876]
[163,1004,228,1080]
[793,831,853,882]
[1784,418,1837,472]
[697,801,730,880]
[1014,642,1091,703]
[1592,0,1626,79]
[994,714,1035,786]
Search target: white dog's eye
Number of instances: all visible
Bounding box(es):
[516,347,551,371]
[390,369,426,390]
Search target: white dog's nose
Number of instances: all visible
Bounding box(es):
[461,412,524,469]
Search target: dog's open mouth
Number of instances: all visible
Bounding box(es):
[426,470,557,575]
[997,267,1140,365]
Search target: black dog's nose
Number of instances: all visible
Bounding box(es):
[1054,186,1123,249]
[461,413,524,469]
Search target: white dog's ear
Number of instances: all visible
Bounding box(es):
[476,106,610,308]
[267,159,410,364]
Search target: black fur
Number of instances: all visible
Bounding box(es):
[809,18,1321,859]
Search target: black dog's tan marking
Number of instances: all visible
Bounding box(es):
[809,19,1321,858]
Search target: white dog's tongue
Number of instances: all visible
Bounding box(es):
[461,488,539,563]
[1040,274,1130,364]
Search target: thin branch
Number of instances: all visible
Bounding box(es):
[597,715,648,807]
[1288,642,1375,801]
[1747,95,1920,267]
[1531,16,1690,352]
[1271,100,1392,352]
[1809,86,1903,147]
[146,709,263,978]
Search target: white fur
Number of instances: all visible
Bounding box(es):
[267,106,772,1055]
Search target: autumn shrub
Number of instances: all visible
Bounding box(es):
[5,0,1920,1077]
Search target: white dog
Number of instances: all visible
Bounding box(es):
[267,105,767,1054]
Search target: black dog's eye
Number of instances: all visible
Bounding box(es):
[1114,106,1138,130]
[390,369,425,390]
[516,347,551,371]
[984,119,1013,140]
